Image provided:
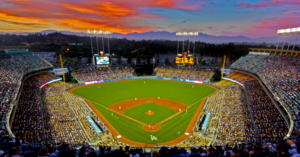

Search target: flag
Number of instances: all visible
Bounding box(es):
[153,58,155,64]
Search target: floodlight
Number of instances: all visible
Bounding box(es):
[291,28,297,33]
[183,32,188,36]
[87,30,91,34]
[285,28,291,33]
[297,27,300,32]
[93,30,97,34]
[176,32,183,36]
[103,31,111,35]
[188,32,193,36]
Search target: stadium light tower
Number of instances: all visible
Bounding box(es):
[103,31,111,55]
[277,27,300,51]
[292,27,300,51]
[87,30,95,65]
[176,32,183,55]
[176,32,198,56]
[276,29,282,50]
[103,31,112,65]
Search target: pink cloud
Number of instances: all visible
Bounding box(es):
[234,0,300,9]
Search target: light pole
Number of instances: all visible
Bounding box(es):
[277,27,300,51]
[176,32,199,68]
[292,27,300,51]
[103,31,112,66]
[276,29,283,50]
[176,32,198,55]
[87,30,95,65]
[176,32,183,56]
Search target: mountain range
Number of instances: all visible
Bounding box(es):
[10,30,290,44]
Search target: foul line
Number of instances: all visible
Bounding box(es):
[182,113,188,117]
[81,99,147,125]
[88,100,108,109]
[156,97,205,125]
[73,93,206,127]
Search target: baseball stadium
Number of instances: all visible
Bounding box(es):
[0,11,300,157]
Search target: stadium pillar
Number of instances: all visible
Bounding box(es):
[276,36,281,50]
[177,37,179,56]
[96,36,99,54]
[282,34,286,50]
[60,54,66,89]
[182,37,185,54]
[287,34,292,50]
[90,35,94,65]
[187,36,190,53]
[221,55,226,80]
[292,32,298,51]
[102,36,105,53]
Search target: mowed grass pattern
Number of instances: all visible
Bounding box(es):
[124,103,176,124]
[72,80,216,144]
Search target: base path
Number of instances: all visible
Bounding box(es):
[67,79,220,147]
[108,98,189,114]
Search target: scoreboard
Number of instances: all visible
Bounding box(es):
[175,57,194,65]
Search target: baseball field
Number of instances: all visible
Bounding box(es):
[68,79,219,147]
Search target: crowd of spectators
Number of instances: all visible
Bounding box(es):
[71,67,134,82]
[2,135,300,157]
[231,54,300,133]
[0,54,51,140]
[12,73,58,144]
[41,81,123,146]
[200,80,254,146]
[226,73,289,141]
[155,68,214,81]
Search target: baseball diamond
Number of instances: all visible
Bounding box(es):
[68,79,219,146]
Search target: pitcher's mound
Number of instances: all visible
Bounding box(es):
[145,111,155,115]
[143,123,161,132]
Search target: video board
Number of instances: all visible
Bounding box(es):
[95,56,110,65]
[175,57,194,65]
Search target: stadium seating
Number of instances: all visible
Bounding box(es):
[0,54,52,139]
[231,54,299,133]
[1,50,296,155]
[71,67,134,82]
[155,67,214,81]
[226,73,288,140]
[198,80,254,146]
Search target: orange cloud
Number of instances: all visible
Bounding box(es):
[0,0,202,33]
[150,0,203,10]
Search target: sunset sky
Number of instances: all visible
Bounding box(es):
[0,0,299,38]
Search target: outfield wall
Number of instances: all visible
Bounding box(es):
[81,76,221,88]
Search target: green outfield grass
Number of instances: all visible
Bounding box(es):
[124,103,176,124]
[72,79,216,144]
